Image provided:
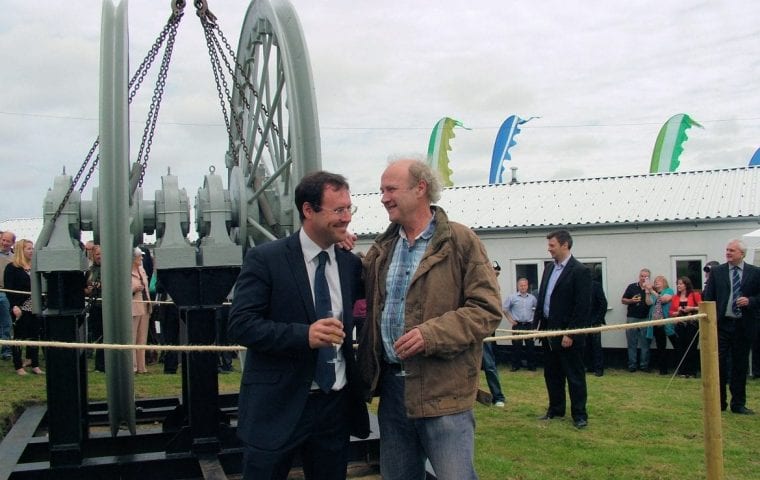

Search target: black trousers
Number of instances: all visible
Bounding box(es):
[675,322,699,376]
[583,329,604,374]
[88,304,105,371]
[652,326,678,375]
[241,389,350,479]
[751,326,760,377]
[511,322,536,369]
[543,340,587,421]
[718,316,755,410]
[158,300,180,373]
[11,311,41,370]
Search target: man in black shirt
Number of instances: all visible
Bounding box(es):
[621,269,652,372]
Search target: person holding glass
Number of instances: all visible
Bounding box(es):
[669,276,702,378]
[357,157,502,480]
[228,171,368,479]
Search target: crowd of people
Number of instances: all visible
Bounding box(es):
[0,232,236,378]
[3,157,760,479]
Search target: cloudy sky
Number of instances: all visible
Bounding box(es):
[1,0,759,221]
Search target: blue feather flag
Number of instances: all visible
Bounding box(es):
[489,115,538,184]
[749,148,760,166]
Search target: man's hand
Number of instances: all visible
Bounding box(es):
[394,328,425,360]
[337,232,358,251]
[308,318,345,348]
[561,335,573,348]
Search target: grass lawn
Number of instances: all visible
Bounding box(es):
[2,358,760,479]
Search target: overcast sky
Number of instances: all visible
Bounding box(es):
[1,0,759,221]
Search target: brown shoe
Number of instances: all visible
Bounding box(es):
[16,368,27,376]
[31,367,45,375]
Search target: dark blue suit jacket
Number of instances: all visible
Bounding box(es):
[703,262,760,325]
[228,232,369,451]
[534,255,591,347]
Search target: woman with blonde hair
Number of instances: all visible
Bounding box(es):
[4,239,43,375]
[131,247,152,374]
[645,275,677,375]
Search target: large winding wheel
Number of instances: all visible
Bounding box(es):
[228,0,321,250]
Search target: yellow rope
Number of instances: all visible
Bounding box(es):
[1,314,703,351]
[0,339,244,352]
[485,314,703,343]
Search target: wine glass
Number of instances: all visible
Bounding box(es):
[392,323,409,377]
[325,310,343,364]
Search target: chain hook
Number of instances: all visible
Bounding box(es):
[172,0,186,17]
[194,0,217,24]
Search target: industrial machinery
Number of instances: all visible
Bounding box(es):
[0,1,381,478]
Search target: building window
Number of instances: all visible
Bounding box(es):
[583,261,604,282]
[674,258,706,291]
[515,263,539,295]
[517,259,606,295]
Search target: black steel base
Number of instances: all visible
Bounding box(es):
[0,396,382,480]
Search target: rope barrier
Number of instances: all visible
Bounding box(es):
[485,314,703,343]
[0,339,244,352]
[1,313,704,352]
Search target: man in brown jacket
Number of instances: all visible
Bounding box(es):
[358,157,502,480]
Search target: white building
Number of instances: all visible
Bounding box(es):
[4,167,759,351]
[349,166,760,350]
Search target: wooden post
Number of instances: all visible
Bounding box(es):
[698,301,724,480]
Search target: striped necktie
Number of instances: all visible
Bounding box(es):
[314,251,336,392]
[731,266,742,317]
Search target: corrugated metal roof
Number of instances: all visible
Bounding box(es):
[0,217,93,244]
[4,167,758,241]
[0,218,47,242]
[349,167,760,236]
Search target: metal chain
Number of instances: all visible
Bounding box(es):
[129,13,181,104]
[52,10,184,222]
[201,18,235,154]
[77,140,100,194]
[211,22,289,152]
[199,21,291,170]
[76,15,183,196]
[135,15,182,187]
[203,23,254,163]
[52,138,100,221]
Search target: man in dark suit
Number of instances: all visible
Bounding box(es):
[702,239,760,415]
[585,267,607,377]
[534,229,591,429]
[228,171,369,479]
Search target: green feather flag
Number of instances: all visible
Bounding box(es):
[650,114,703,173]
[427,117,470,186]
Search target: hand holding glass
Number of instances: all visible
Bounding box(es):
[325,310,343,364]
[392,323,409,377]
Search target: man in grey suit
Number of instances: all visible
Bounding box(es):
[534,229,591,429]
[703,239,760,415]
[229,171,369,479]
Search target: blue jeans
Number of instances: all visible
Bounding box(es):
[377,366,478,480]
[0,294,11,358]
[626,316,650,369]
[481,342,505,402]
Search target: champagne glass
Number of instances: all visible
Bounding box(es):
[392,323,408,377]
[325,310,343,364]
